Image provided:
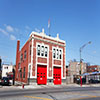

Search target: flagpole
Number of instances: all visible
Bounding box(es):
[49,25,50,36]
[48,19,51,36]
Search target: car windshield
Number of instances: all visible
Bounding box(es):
[2,77,9,80]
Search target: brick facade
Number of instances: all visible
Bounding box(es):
[87,65,98,72]
[15,29,66,84]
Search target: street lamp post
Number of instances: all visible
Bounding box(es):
[80,41,91,86]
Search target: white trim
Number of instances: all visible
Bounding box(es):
[36,43,48,58]
[52,47,63,60]
[52,47,54,81]
[62,47,66,79]
[28,63,31,78]
[64,46,66,79]
[36,42,49,79]
[35,43,37,79]
[30,34,66,80]
[30,37,36,78]
[53,65,62,67]
[52,46,64,81]
[47,45,49,79]
[30,31,66,43]
[32,37,65,47]
[47,45,53,79]
[61,47,63,79]
[62,77,66,79]
[37,63,47,66]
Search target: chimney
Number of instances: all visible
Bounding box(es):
[16,40,20,53]
[16,40,20,65]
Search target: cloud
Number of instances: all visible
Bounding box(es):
[10,34,16,40]
[0,28,8,35]
[6,25,14,32]
[35,28,40,33]
[25,26,31,30]
[15,28,19,32]
[93,51,96,54]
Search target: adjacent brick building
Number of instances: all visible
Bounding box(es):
[15,29,66,85]
[87,65,100,72]
[68,60,87,83]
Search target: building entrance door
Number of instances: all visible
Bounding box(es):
[53,67,61,85]
[37,65,47,85]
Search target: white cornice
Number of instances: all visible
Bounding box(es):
[30,31,66,44]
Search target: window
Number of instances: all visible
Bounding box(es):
[37,45,40,56]
[23,67,25,78]
[41,46,44,56]
[18,63,20,69]
[59,50,62,59]
[37,44,48,57]
[20,68,22,78]
[53,48,56,58]
[21,53,23,61]
[24,50,26,59]
[4,67,8,69]
[56,49,59,59]
[53,48,62,60]
[30,45,32,55]
[45,47,48,57]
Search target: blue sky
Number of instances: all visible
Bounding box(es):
[0,0,100,65]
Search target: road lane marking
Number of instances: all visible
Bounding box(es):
[70,96,100,100]
[24,96,53,100]
[93,90,100,93]
[65,92,97,99]
[77,94,97,98]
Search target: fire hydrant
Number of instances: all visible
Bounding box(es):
[22,84,24,89]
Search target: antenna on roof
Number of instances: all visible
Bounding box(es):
[48,18,51,36]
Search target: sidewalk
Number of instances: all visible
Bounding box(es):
[0,83,100,91]
[0,84,79,91]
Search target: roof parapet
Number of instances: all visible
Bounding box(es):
[30,29,66,43]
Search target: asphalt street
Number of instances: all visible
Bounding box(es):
[0,86,100,100]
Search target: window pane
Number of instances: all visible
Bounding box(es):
[53,49,56,58]
[18,63,20,69]
[59,50,62,59]
[20,68,22,78]
[24,50,26,59]
[56,49,59,59]
[21,54,23,61]
[41,46,44,56]
[45,47,48,57]
[23,67,25,78]
[30,45,31,55]
[37,45,40,56]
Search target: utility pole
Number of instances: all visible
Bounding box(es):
[0,56,2,79]
[79,41,91,86]
[12,66,15,85]
[0,56,2,71]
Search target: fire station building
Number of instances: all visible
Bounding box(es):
[15,29,66,85]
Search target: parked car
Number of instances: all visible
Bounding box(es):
[76,78,86,84]
[1,77,10,86]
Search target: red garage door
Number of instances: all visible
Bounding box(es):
[37,65,47,85]
[53,67,61,85]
